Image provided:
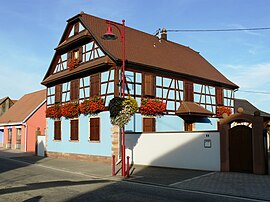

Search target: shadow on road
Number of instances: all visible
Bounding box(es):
[0,179,110,195]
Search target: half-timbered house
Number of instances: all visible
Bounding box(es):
[41,12,238,162]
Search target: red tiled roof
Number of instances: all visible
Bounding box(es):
[80,13,238,88]
[0,90,46,124]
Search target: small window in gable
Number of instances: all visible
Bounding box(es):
[54,53,68,74]
[79,22,85,32]
[82,41,105,63]
[68,26,75,38]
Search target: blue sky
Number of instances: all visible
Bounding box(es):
[0,0,270,112]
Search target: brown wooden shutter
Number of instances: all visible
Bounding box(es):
[70,119,79,140]
[143,74,155,97]
[78,47,83,62]
[90,118,100,141]
[54,120,61,140]
[67,51,72,64]
[55,84,62,103]
[143,118,155,132]
[70,79,79,101]
[216,87,224,106]
[184,81,194,101]
[90,74,100,97]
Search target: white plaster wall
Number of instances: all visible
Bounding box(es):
[37,136,46,157]
[126,132,220,171]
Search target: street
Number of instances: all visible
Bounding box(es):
[0,155,266,202]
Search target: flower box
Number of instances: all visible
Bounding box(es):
[79,97,105,116]
[46,104,62,119]
[139,98,166,116]
[61,102,80,119]
[68,58,80,71]
[216,105,232,117]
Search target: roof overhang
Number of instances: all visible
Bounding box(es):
[42,56,114,86]
[176,101,214,122]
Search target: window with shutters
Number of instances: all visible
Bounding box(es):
[89,118,100,142]
[143,73,155,97]
[90,74,100,97]
[70,119,79,141]
[55,84,62,104]
[70,79,79,101]
[54,120,61,141]
[143,118,156,132]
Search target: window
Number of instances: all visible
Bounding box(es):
[143,73,155,97]
[90,73,100,97]
[16,128,22,144]
[90,118,100,141]
[54,120,61,140]
[55,84,62,103]
[143,118,155,132]
[70,79,79,101]
[194,83,216,113]
[70,119,79,141]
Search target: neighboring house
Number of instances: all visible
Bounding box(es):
[41,12,238,162]
[0,90,46,152]
[0,97,16,147]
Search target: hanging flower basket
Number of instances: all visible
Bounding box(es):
[139,98,166,116]
[61,102,80,119]
[79,97,105,116]
[46,104,62,119]
[68,58,80,71]
[216,105,232,117]
[109,96,138,128]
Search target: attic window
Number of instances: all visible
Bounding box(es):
[68,22,85,38]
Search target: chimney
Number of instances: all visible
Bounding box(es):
[161,28,167,40]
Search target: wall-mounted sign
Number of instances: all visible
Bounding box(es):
[204,139,211,148]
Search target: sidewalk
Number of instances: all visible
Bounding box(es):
[1,148,269,201]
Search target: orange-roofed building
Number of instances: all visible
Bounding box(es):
[0,90,46,152]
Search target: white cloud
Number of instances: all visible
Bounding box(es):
[220,62,270,112]
[221,63,270,89]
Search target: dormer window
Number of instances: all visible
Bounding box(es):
[68,22,85,38]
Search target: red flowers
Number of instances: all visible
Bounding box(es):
[139,98,166,116]
[216,106,232,117]
[46,97,105,119]
[79,97,105,116]
[61,102,80,119]
[46,104,62,119]
[68,58,79,71]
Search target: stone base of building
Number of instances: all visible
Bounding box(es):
[46,151,112,164]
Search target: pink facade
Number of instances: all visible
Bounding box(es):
[2,102,46,152]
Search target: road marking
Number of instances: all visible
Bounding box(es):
[1,156,268,202]
[169,172,216,186]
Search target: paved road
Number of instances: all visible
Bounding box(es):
[0,157,266,202]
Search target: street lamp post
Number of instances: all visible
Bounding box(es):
[102,19,126,176]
